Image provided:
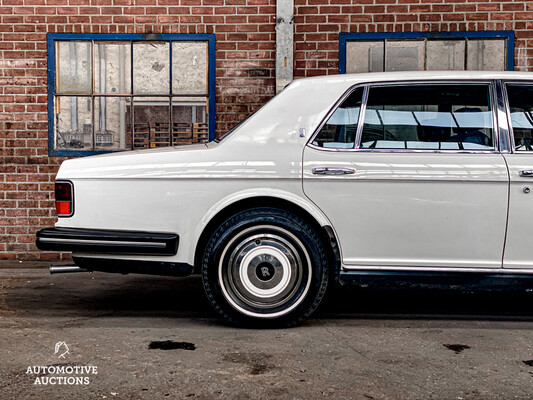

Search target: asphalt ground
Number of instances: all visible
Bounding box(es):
[1,262,533,399]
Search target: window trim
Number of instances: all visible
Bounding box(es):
[339,31,515,74]
[46,33,216,157]
[501,80,533,154]
[307,80,501,154]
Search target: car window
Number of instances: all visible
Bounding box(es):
[312,88,363,149]
[506,84,533,151]
[360,84,495,150]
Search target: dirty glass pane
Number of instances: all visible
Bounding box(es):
[172,42,208,95]
[467,39,506,71]
[426,40,465,70]
[132,97,170,148]
[94,42,131,95]
[346,41,384,73]
[360,84,494,150]
[506,85,533,151]
[133,42,170,95]
[172,98,208,145]
[55,96,93,150]
[57,41,92,94]
[312,88,363,149]
[385,40,425,71]
[94,96,132,150]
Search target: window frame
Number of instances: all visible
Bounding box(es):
[339,31,515,74]
[501,81,533,154]
[307,80,501,154]
[47,33,216,157]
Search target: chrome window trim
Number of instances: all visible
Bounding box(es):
[307,79,501,154]
[495,80,512,153]
[501,80,533,154]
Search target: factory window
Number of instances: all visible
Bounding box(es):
[47,34,215,156]
[339,31,514,74]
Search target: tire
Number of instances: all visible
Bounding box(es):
[202,207,329,327]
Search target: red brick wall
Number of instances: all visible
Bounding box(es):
[0,0,532,260]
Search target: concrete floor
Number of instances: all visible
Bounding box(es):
[1,264,533,399]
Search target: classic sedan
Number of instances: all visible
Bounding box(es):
[37,71,533,326]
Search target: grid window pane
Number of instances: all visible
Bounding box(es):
[172,98,208,145]
[94,42,131,95]
[133,98,170,148]
[346,41,384,73]
[172,42,208,95]
[360,84,494,150]
[426,40,465,70]
[57,41,92,94]
[467,39,506,71]
[133,42,170,95]
[94,96,132,150]
[385,40,425,71]
[55,96,93,149]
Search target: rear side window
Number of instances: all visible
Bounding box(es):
[506,84,533,151]
[360,84,495,150]
[312,88,363,149]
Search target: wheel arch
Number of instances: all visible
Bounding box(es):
[193,195,341,277]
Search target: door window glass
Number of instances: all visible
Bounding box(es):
[312,88,363,149]
[506,84,533,151]
[360,84,494,150]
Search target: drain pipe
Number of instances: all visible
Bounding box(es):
[275,0,294,93]
[50,265,89,274]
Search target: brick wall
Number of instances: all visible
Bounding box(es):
[0,0,532,260]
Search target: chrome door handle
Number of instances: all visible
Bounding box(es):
[519,170,533,177]
[312,167,355,175]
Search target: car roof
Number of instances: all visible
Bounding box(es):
[296,70,533,86]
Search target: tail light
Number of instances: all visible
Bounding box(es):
[55,181,74,217]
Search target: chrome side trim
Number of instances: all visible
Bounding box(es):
[341,265,533,275]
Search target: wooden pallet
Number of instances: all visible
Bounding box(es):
[172,122,192,146]
[193,122,209,143]
[150,122,171,148]
[133,123,150,149]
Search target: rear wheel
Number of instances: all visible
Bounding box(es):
[202,208,329,327]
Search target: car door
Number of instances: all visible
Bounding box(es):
[502,82,533,269]
[303,81,509,270]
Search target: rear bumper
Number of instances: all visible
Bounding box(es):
[36,227,179,256]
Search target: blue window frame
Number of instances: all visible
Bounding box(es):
[339,31,514,74]
[47,33,216,157]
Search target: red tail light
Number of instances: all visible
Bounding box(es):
[55,181,73,217]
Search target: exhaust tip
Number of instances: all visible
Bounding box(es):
[50,265,89,275]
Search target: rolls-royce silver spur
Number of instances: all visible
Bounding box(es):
[37,71,533,326]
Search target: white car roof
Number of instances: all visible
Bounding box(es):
[296,70,533,86]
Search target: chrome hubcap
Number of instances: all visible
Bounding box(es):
[219,225,312,318]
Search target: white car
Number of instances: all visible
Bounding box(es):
[37,71,533,326]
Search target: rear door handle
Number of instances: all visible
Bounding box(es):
[312,167,355,175]
[519,170,533,177]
